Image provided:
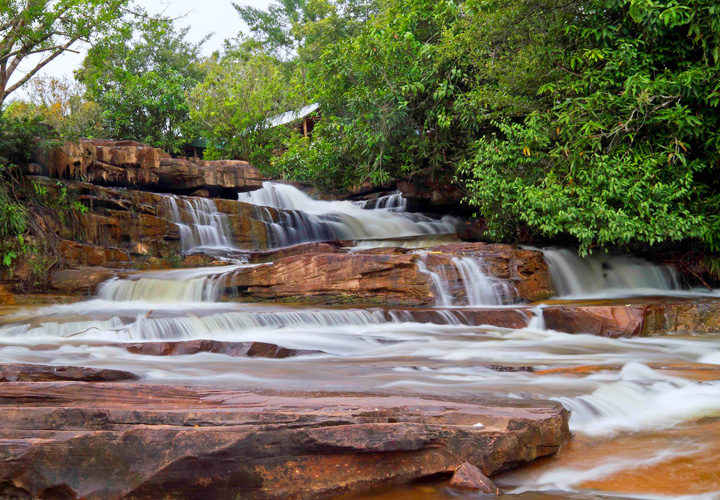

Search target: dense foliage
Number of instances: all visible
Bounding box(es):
[260,0,720,253]
[459,0,720,253]
[188,47,304,165]
[2,0,719,254]
[76,17,206,152]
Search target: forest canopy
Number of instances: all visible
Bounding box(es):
[1,0,719,254]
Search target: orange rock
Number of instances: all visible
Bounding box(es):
[0,382,569,499]
[448,462,501,494]
[0,285,15,305]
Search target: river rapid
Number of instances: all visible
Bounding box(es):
[2,183,719,500]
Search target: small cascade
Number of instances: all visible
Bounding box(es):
[97,266,240,303]
[353,191,407,211]
[452,257,516,306]
[166,196,234,251]
[417,254,516,306]
[553,363,720,436]
[542,248,682,297]
[239,182,457,247]
[416,255,453,306]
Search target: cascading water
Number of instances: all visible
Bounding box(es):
[97,266,241,303]
[166,195,234,251]
[238,182,458,247]
[451,256,517,306]
[542,248,683,297]
[417,253,517,306]
[353,191,407,211]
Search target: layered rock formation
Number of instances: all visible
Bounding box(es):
[543,299,720,337]
[158,158,265,196]
[0,380,570,499]
[30,139,266,195]
[230,243,553,305]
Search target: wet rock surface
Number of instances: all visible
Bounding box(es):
[0,364,138,382]
[157,157,265,196]
[123,340,323,358]
[229,243,553,306]
[0,381,570,500]
[448,462,502,494]
[543,298,720,337]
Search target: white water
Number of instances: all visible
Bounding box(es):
[3,234,720,499]
[352,191,407,211]
[166,196,234,251]
[416,253,517,306]
[542,248,684,297]
[97,266,242,303]
[238,182,458,247]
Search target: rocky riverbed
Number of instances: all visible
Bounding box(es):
[1,139,720,499]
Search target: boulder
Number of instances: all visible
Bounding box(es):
[158,158,265,195]
[422,243,554,302]
[542,299,720,337]
[448,462,501,494]
[32,139,162,187]
[49,267,120,295]
[0,382,570,499]
[230,253,432,305]
[543,304,648,338]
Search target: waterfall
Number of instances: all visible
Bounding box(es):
[353,191,407,211]
[451,257,517,306]
[416,255,454,306]
[239,182,457,247]
[542,248,681,297]
[96,266,240,303]
[166,195,234,251]
[417,254,516,306]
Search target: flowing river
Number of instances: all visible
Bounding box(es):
[1,184,719,500]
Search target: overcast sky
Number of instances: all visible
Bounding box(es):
[12,0,273,99]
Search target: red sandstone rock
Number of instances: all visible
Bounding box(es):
[0,382,570,499]
[543,304,648,337]
[0,364,137,382]
[246,241,346,263]
[231,253,432,305]
[158,157,265,194]
[229,243,553,306]
[542,299,720,337]
[0,285,15,305]
[32,139,162,187]
[123,340,323,358]
[49,267,121,295]
[423,243,554,302]
[448,462,501,494]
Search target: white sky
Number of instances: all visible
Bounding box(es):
[11,0,272,100]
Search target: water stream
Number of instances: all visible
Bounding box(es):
[2,192,720,499]
[238,182,458,247]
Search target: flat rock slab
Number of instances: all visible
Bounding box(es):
[0,363,138,382]
[542,298,720,337]
[0,382,570,499]
[123,340,323,358]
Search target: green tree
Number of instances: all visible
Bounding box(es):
[189,47,305,168]
[0,0,131,106]
[76,16,205,152]
[234,0,376,62]
[275,0,570,187]
[459,0,720,253]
